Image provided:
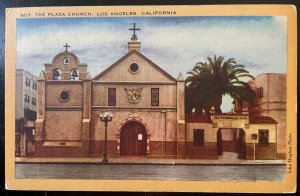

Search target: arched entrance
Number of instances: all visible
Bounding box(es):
[120,121,147,156]
[217,128,246,159]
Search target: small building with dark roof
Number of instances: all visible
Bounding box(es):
[185,113,278,160]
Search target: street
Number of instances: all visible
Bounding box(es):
[16,163,286,181]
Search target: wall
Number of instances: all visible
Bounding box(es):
[44,111,82,141]
[249,73,286,159]
[45,82,83,106]
[97,52,173,82]
[245,124,277,160]
[186,122,218,159]
[43,82,84,141]
[92,83,176,108]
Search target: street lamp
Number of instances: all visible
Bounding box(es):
[100,111,113,163]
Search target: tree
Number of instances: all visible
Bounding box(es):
[185,55,255,114]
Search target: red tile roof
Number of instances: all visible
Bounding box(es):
[249,116,278,124]
[185,115,212,123]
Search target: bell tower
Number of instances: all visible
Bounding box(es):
[43,43,88,80]
[35,44,91,157]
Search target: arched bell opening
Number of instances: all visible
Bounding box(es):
[70,68,79,80]
[53,68,61,80]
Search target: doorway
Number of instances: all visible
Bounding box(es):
[120,121,147,156]
[217,128,246,159]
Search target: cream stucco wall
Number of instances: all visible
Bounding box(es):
[186,123,217,142]
[96,52,173,82]
[44,111,83,141]
[245,124,276,144]
[45,82,83,106]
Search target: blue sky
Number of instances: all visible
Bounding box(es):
[16,16,287,112]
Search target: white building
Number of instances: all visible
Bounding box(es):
[16,69,37,120]
[15,69,37,156]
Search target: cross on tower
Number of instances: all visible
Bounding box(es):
[129,22,140,41]
[63,43,70,51]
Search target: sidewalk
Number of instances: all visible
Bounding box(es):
[15,152,286,165]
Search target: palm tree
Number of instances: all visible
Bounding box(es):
[185,55,255,114]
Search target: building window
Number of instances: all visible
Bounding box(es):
[25,78,30,86]
[108,88,116,106]
[193,129,204,146]
[64,57,69,64]
[24,95,30,103]
[32,82,37,90]
[258,129,269,147]
[32,97,36,106]
[129,63,139,73]
[70,69,79,80]
[59,91,70,102]
[53,68,61,80]
[151,88,159,106]
[256,87,263,98]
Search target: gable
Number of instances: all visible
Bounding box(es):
[93,50,176,82]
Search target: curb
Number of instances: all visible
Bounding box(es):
[15,159,286,165]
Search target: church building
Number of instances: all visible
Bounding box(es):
[34,24,280,160]
[35,25,185,158]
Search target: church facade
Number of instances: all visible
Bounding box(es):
[35,39,185,158]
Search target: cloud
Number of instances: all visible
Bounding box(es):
[16,16,287,81]
[142,17,286,76]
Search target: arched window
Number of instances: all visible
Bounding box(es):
[63,57,69,64]
[70,68,79,80]
[53,68,61,80]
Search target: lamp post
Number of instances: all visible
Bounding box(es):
[251,133,257,161]
[100,111,113,163]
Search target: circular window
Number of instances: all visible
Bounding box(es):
[129,63,139,73]
[59,91,70,101]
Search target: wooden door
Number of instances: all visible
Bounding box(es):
[120,121,147,156]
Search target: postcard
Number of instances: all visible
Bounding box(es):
[5,5,297,193]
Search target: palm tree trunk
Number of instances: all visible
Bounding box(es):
[213,94,222,114]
